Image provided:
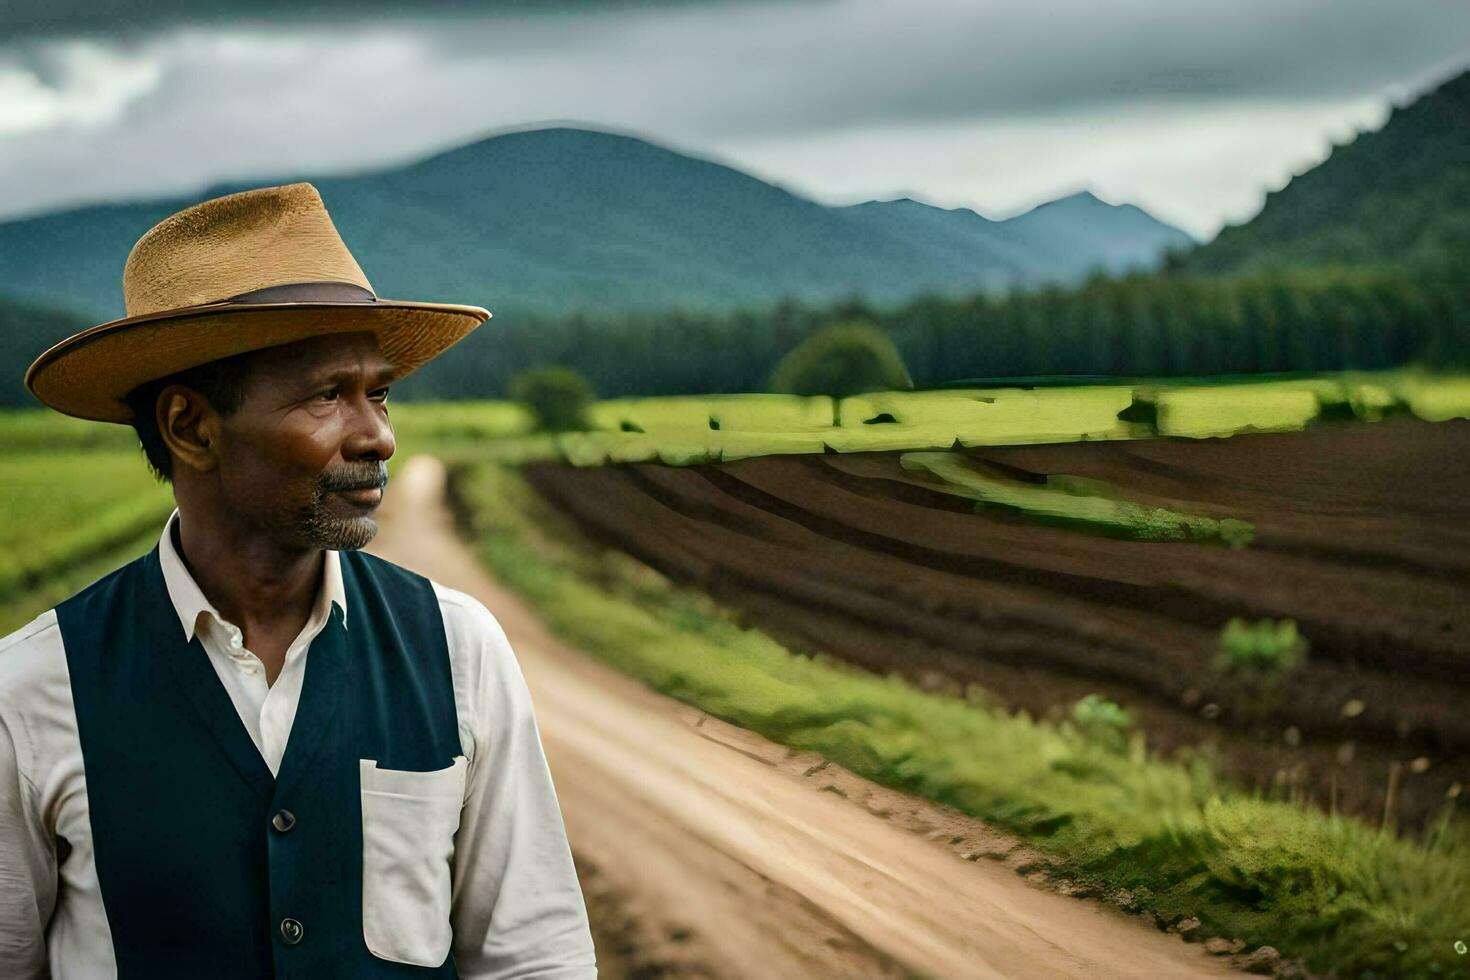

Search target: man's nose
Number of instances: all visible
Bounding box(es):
[345,393,395,462]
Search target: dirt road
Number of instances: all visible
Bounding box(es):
[366,454,1254,980]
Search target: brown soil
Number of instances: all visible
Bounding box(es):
[519,415,1470,835]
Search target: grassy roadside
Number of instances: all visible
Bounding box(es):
[444,454,1470,980]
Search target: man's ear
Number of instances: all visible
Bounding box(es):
[159,385,220,474]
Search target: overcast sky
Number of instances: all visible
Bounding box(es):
[2,0,1468,239]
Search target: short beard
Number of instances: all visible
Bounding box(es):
[297,502,378,551]
[293,460,388,551]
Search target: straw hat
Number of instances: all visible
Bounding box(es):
[24,181,491,423]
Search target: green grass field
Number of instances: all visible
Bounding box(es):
[505,366,1470,466]
[0,413,175,631]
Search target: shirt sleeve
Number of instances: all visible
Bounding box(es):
[0,704,56,980]
[447,596,598,980]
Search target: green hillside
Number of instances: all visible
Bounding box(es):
[1184,67,1470,279]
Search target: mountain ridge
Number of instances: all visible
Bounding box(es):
[0,124,1189,321]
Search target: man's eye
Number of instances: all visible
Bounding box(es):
[317,388,339,401]
[371,387,391,401]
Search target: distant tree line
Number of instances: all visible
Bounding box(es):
[4,262,1466,410]
[414,264,1469,402]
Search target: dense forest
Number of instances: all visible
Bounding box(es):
[5,261,1463,410]
[405,265,1463,401]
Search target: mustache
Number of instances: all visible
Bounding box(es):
[320,460,389,493]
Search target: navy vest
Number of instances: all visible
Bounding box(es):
[54,543,464,978]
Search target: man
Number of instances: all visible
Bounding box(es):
[0,183,599,978]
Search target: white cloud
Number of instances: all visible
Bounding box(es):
[0,40,161,136]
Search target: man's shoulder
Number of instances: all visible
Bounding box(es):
[341,552,521,699]
[40,548,157,632]
[0,548,155,717]
[427,579,508,651]
[423,579,528,713]
[0,608,69,707]
[341,551,499,632]
[341,548,433,590]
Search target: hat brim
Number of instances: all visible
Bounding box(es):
[24,298,491,423]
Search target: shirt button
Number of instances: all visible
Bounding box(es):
[280,917,304,945]
[271,809,296,832]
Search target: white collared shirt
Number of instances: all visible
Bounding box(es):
[0,510,598,979]
[158,508,346,776]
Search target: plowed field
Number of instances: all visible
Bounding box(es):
[521,415,1470,833]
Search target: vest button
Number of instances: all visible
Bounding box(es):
[271,809,296,832]
[280,917,304,945]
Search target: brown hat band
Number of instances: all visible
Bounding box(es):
[217,281,378,305]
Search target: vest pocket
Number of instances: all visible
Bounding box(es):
[359,755,469,967]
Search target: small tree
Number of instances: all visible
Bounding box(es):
[1213,616,1308,686]
[767,319,913,399]
[1070,694,1134,754]
[1211,616,1309,724]
[508,365,595,432]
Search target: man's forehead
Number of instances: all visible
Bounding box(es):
[254,332,394,383]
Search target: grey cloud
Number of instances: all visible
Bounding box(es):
[13,0,1470,122]
[0,0,1466,233]
[0,0,753,37]
[333,0,1470,151]
[416,0,1469,136]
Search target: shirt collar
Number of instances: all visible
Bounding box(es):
[157,507,348,642]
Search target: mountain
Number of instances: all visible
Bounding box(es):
[842,191,1192,285]
[0,126,1188,322]
[1183,67,1470,277]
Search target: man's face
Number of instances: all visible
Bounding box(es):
[212,330,397,552]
